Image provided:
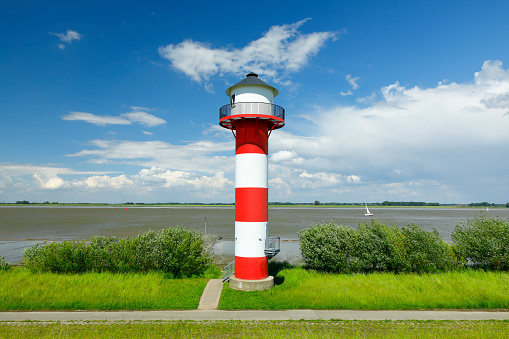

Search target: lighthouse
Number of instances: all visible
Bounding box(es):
[219,72,284,291]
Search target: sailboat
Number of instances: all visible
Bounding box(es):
[364,204,374,216]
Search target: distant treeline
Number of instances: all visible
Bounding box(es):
[380,201,509,208]
[6,200,509,208]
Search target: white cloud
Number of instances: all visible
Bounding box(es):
[0,164,117,193]
[62,108,166,127]
[267,60,509,202]
[341,75,360,96]
[76,175,134,190]
[121,111,166,127]
[33,173,66,190]
[270,150,304,164]
[158,19,337,86]
[51,29,82,49]
[0,163,232,200]
[63,112,131,126]
[346,74,360,90]
[66,139,234,174]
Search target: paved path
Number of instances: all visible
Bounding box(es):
[197,279,223,310]
[1,310,509,321]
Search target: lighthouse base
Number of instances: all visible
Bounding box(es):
[229,275,274,291]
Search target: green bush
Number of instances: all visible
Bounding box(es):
[299,220,459,274]
[0,256,11,271]
[452,213,509,270]
[23,227,210,277]
[23,241,94,273]
[401,224,457,272]
[298,222,358,273]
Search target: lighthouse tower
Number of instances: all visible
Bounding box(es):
[219,72,284,291]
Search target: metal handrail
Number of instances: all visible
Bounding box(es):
[219,102,285,120]
[222,260,235,282]
[265,236,280,260]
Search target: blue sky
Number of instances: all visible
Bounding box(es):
[1,0,509,204]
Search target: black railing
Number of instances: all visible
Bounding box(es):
[220,102,285,121]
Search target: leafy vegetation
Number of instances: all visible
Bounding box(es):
[1,320,509,339]
[23,227,211,277]
[452,213,509,270]
[220,267,509,310]
[0,256,11,271]
[299,220,459,274]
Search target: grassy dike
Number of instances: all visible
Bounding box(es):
[2,266,509,311]
[219,267,509,310]
[0,268,208,310]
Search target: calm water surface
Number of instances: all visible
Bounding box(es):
[1,206,507,263]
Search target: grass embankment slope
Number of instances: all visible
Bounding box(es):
[2,267,509,311]
[220,267,509,310]
[0,268,207,310]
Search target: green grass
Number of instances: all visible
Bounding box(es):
[3,266,509,312]
[0,268,208,310]
[1,320,508,338]
[219,267,509,310]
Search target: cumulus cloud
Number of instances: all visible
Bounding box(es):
[0,163,232,201]
[0,164,116,193]
[158,19,337,86]
[62,107,166,127]
[134,167,232,191]
[267,60,509,202]
[33,173,66,189]
[76,175,134,190]
[270,150,304,164]
[51,29,82,49]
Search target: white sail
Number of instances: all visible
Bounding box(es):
[365,204,374,216]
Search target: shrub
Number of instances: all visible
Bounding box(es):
[298,222,358,273]
[23,227,211,277]
[23,241,94,273]
[0,256,11,271]
[452,213,509,270]
[354,220,408,273]
[299,220,459,274]
[401,224,457,273]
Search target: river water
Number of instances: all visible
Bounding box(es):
[1,206,507,264]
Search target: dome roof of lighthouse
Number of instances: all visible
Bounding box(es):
[225,72,279,97]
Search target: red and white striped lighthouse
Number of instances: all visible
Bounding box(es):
[219,72,284,290]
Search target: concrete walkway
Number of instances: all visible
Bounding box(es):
[197,279,223,310]
[1,310,509,321]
